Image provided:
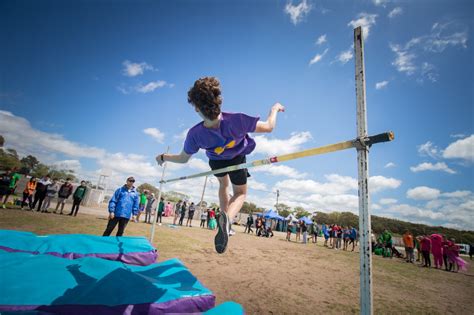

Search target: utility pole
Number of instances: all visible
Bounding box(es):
[276,189,280,208]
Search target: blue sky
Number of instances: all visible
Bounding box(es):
[1,0,473,230]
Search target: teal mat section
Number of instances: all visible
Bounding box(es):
[0,229,155,256]
[204,302,244,315]
[0,250,213,307]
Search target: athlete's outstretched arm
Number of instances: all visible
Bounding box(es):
[156,150,191,166]
[254,102,285,133]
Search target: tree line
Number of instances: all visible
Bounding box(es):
[0,135,76,181]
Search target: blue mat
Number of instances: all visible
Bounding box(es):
[204,301,244,314]
[0,229,157,265]
[0,250,215,314]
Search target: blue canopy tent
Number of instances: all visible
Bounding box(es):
[262,209,285,231]
[298,216,313,225]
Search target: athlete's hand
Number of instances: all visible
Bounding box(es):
[156,154,165,166]
[272,102,285,113]
[108,213,115,220]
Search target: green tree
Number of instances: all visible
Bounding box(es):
[0,148,21,170]
[48,169,76,181]
[197,200,207,208]
[241,201,258,214]
[31,163,50,178]
[294,206,310,218]
[209,202,219,209]
[20,155,40,174]
[275,203,290,213]
[279,209,292,218]
[0,135,4,147]
[137,183,160,196]
[164,191,190,203]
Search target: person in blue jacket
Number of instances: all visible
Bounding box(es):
[102,176,139,237]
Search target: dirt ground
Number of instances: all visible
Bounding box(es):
[0,207,473,314]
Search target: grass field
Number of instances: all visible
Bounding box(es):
[1,207,473,314]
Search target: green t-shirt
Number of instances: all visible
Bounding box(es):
[158,201,164,213]
[9,173,21,188]
[74,186,87,199]
[140,193,147,205]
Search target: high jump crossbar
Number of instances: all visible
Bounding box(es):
[160,132,394,184]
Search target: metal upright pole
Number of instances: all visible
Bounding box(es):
[150,147,169,243]
[354,26,373,315]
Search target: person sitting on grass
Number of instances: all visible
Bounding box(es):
[156,76,285,253]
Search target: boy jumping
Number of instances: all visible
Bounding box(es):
[156,77,284,254]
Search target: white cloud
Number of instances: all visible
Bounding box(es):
[143,127,165,143]
[375,80,389,89]
[379,189,474,230]
[407,186,441,200]
[173,129,189,142]
[254,164,307,179]
[309,48,329,65]
[348,13,377,40]
[136,81,168,93]
[373,0,389,6]
[0,110,106,160]
[122,60,155,77]
[410,162,456,174]
[51,160,82,173]
[383,204,445,220]
[247,178,270,192]
[450,133,466,139]
[384,162,396,168]
[390,22,468,81]
[390,44,417,75]
[187,158,210,172]
[388,7,403,18]
[369,176,401,193]
[253,131,312,156]
[380,198,397,205]
[427,22,468,52]
[441,190,471,198]
[335,48,353,64]
[316,34,327,45]
[443,134,474,162]
[417,141,440,159]
[275,174,398,196]
[285,0,312,25]
[275,176,355,196]
[420,62,438,83]
[97,153,160,180]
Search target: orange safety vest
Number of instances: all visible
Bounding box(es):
[24,181,37,195]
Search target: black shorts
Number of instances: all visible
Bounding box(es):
[209,155,250,186]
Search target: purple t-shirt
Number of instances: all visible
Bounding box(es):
[184,112,260,160]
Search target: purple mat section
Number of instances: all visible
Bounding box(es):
[0,295,216,314]
[0,245,157,266]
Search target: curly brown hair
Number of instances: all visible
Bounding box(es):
[187,77,222,120]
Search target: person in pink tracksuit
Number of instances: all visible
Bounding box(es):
[430,233,443,269]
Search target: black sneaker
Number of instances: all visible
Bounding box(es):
[214,212,229,254]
